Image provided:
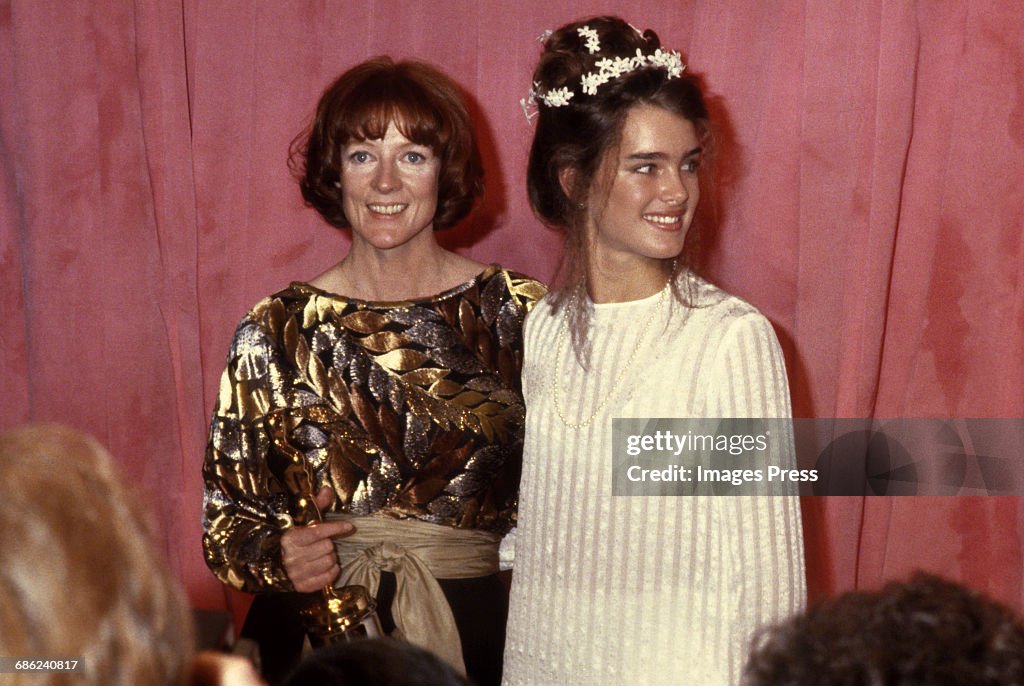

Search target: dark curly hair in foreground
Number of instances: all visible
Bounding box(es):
[742,572,1024,686]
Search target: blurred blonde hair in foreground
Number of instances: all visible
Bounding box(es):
[0,423,194,686]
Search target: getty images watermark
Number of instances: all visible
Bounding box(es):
[612,418,1024,496]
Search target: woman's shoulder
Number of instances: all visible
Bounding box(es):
[682,272,769,321]
[487,265,548,313]
[671,273,783,351]
[229,284,315,338]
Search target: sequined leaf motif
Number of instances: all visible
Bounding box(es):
[294,337,311,387]
[327,448,362,506]
[316,294,337,323]
[405,321,463,350]
[401,413,429,468]
[458,498,483,528]
[470,401,515,443]
[402,387,460,432]
[264,297,286,334]
[458,299,478,350]
[368,364,391,404]
[427,495,463,521]
[341,310,391,334]
[487,389,521,406]
[404,476,448,504]
[446,469,484,496]
[374,348,428,372]
[248,384,272,421]
[285,313,313,384]
[326,368,351,417]
[357,330,406,353]
[378,403,407,472]
[290,390,328,413]
[332,337,355,374]
[508,276,547,311]
[217,368,234,415]
[330,427,375,476]
[347,350,370,387]
[464,445,504,474]
[452,390,487,407]
[388,307,444,326]
[496,300,522,348]
[283,313,299,360]
[387,379,404,416]
[480,272,505,324]
[417,434,473,479]
[302,295,319,329]
[366,454,401,510]
[311,328,338,357]
[427,346,482,375]
[429,378,464,398]
[234,379,254,420]
[349,385,383,441]
[465,375,502,392]
[497,347,518,388]
[476,326,494,367]
[349,480,369,513]
[400,368,448,388]
[307,351,329,398]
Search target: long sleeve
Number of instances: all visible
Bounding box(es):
[202,313,296,593]
[705,311,807,679]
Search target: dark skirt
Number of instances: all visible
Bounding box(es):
[241,573,508,686]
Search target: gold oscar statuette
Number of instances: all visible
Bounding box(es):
[265,411,383,645]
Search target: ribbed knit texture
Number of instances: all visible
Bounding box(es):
[503,276,806,685]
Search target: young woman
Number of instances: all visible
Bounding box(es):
[503,17,805,685]
[202,58,545,685]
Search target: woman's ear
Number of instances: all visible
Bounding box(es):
[558,166,577,200]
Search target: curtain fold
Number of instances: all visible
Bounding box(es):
[2,0,1022,616]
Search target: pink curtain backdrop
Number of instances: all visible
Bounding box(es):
[3,0,1022,623]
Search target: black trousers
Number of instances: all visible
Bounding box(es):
[241,573,508,686]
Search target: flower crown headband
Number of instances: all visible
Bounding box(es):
[520,24,687,123]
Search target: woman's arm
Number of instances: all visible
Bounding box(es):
[705,311,807,676]
[202,316,297,593]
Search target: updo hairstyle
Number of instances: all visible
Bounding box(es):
[293,57,483,230]
[528,16,712,230]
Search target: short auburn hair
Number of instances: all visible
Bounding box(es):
[293,56,483,230]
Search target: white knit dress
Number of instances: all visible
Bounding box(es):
[502,275,806,685]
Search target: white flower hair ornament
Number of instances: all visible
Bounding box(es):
[520,24,687,123]
[577,26,601,54]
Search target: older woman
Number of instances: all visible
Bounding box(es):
[202,57,544,685]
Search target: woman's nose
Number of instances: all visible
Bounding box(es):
[372,160,401,193]
[662,171,689,205]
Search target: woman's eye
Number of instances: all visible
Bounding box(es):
[634,163,655,174]
[404,151,428,164]
[682,158,700,173]
[348,151,371,164]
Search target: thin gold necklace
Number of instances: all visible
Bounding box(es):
[551,281,669,430]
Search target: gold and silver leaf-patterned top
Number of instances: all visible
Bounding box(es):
[201,265,546,592]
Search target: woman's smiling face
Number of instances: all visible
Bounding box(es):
[340,121,441,252]
[585,104,702,270]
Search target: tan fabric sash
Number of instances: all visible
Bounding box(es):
[324,513,501,676]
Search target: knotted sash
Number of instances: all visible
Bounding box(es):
[324,513,501,676]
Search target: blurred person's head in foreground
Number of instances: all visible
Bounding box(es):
[282,637,469,686]
[0,423,194,685]
[742,572,1024,686]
